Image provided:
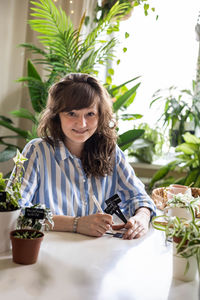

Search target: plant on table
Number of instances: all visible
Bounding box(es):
[10,204,54,264]
[0,149,27,211]
[17,203,54,233]
[152,205,200,278]
[165,192,200,215]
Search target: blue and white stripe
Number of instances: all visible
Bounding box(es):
[19,138,156,218]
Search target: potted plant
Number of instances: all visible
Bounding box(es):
[10,204,54,265]
[152,207,200,281]
[149,132,200,191]
[150,83,200,147]
[0,150,27,253]
[164,190,200,220]
[127,122,164,163]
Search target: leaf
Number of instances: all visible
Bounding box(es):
[108,76,140,95]
[120,113,143,121]
[125,32,129,38]
[184,169,199,186]
[118,129,144,151]
[182,132,200,145]
[0,146,17,162]
[0,115,13,124]
[175,143,198,155]
[10,108,38,123]
[27,60,46,113]
[149,161,178,189]
[108,68,114,75]
[113,83,140,112]
[0,120,29,138]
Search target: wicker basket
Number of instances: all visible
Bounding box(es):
[151,187,200,218]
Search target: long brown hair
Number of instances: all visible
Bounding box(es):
[38,73,117,177]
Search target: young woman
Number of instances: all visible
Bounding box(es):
[19,73,156,239]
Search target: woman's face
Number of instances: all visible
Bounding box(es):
[59,103,99,152]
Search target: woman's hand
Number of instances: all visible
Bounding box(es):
[112,208,151,240]
[77,213,113,237]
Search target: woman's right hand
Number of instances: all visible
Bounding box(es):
[77,213,113,237]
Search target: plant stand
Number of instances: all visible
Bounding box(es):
[0,208,21,253]
[10,229,44,264]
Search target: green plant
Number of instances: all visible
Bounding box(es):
[166,192,200,215]
[127,123,164,163]
[13,230,43,239]
[106,76,145,150]
[0,0,143,164]
[150,83,200,147]
[149,132,200,190]
[152,205,200,275]
[17,204,54,231]
[94,0,156,23]
[0,150,27,211]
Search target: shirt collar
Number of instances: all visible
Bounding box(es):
[55,141,74,161]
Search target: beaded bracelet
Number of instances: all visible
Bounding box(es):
[73,217,80,233]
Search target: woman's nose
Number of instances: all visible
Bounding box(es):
[77,116,86,127]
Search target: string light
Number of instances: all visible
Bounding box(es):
[69,0,74,15]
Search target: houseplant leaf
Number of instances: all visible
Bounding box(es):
[113,83,140,112]
[118,129,144,151]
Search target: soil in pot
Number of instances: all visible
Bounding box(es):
[10,229,44,265]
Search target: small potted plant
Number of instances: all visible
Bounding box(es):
[152,206,200,281]
[10,204,54,265]
[164,189,200,220]
[0,150,27,253]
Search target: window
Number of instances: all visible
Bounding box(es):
[113,0,200,128]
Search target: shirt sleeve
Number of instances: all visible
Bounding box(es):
[19,141,40,207]
[115,145,156,218]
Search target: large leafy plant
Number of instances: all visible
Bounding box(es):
[0,0,144,164]
[150,82,200,146]
[149,132,200,189]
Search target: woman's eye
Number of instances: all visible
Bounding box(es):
[67,111,75,117]
[88,112,95,116]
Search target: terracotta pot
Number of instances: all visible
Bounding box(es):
[10,229,44,265]
[0,208,21,253]
[166,184,191,201]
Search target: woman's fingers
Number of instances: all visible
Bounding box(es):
[111,223,125,231]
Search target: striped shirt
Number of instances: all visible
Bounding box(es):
[19,138,156,218]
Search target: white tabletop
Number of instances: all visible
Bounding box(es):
[0,227,199,300]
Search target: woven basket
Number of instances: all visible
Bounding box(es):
[151,187,200,218]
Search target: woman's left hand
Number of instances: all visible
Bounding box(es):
[112,207,151,240]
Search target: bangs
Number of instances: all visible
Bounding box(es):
[57,82,100,112]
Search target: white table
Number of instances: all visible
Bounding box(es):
[0,227,199,300]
